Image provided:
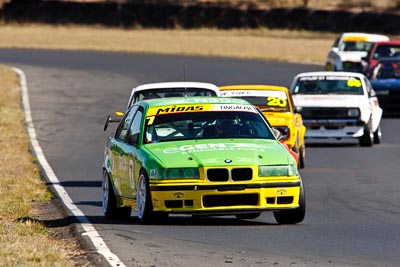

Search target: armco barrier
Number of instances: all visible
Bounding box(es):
[1,0,399,34]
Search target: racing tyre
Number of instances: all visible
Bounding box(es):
[373,125,382,144]
[273,177,306,225]
[299,142,306,169]
[359,123,374,147]
[136,171,155,223]
[102,171,131,219]
[235,212,261,220]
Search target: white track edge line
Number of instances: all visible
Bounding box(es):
[12,67,127,267]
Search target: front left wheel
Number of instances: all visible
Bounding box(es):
[359,123,374,147]
[373,125,382,144]
[102,171,131,219]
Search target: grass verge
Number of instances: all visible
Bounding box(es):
[0,24,338,64]
[0,66,90,266]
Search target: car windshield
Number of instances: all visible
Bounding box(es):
[340,41,373,52]
[374,62,400,79]
[373,45,400,59]
[144,111,274,143]
[136,88,217,101]
[292,76,364,95]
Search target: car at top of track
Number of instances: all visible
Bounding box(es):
[361,40,400,78]
[102,96,305,224]
[289,71,383,147]
[104,81,220,130]
[325,32,389,72]
[219,85,306,169]
[369,58,400,115]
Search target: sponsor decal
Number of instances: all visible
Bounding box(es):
[152,197,160,208]
[275,188,288,196]
[163,143,271,154]
[172,192,186,199]
[147,104,256,117]
[221,90,287,99]
[299,76,360,81]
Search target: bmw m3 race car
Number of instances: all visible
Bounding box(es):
[325,32,389,72]
[220,85,306,168]
[102,97,305,224]
[289,71,383,146]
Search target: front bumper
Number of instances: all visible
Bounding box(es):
[149,180,301,214]
[304,119,365,138]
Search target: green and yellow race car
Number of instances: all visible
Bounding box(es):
[102,96,305,224]
[220,85,306,168]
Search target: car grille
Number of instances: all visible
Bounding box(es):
[342,61,363,72]
[301,107,354,120]
[207,168,253,182]
[203,193,259,207]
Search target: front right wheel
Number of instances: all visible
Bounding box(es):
[273,177,306,225]
[136,171,154,223]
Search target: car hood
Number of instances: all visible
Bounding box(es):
[293,94,365,108]
[144,139,292,168]
[337,51,367,62]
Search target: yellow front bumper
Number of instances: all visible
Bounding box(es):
[149,181,301,214]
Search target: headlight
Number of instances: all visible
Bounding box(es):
[259,165,298,177]
[347,108,360,118]
[156,168,199,179]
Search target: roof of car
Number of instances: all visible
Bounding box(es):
[372,40,400,45]
[341,32,389,42]
[219,85,288,92]
[139,96,250,108]
[133,82,220,93]
[293,71,367,79]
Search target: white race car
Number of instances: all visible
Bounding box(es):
[325,32,389,72]
[289,71,383,146]
[103,82,220,131]
[125,82,220,111]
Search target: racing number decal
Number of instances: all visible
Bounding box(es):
[147,116,155,125]
[129,159,135,190]
[347,79,362,87]
[267,96,287,107]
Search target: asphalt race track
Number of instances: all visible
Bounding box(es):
[1,48,400,267]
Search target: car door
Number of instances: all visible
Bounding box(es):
[120,107,144,199]
[110,106,138,197]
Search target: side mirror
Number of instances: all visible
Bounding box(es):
[127,133,139,146]
[103,112,124,131]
